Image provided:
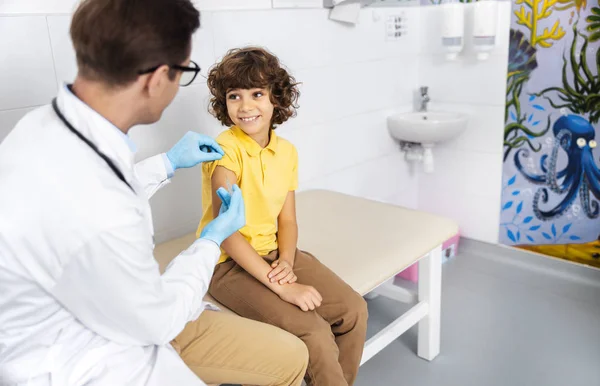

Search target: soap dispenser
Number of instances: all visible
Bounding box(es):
[441,0,465,61]
[473,0,499,60]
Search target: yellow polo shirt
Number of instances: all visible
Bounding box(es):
[196,126,299,264]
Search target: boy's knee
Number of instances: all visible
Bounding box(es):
[300,318,337,347]
[349,291,369,322]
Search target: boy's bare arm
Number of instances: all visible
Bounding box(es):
[267,191,299,285]
[212,166,322,311]
[211,166,284,294]
[276,191,298,265]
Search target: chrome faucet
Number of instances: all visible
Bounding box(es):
[419,86,430,112]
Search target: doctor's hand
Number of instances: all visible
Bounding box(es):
[276,283,322,312]
[167,131,224,170]
[200,184,246,246]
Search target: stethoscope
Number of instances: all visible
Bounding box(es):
[51,98,135,193]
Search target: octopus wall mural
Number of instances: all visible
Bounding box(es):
[500,1,600,268]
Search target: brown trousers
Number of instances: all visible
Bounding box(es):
[209,249,368,386]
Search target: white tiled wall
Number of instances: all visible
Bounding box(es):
[211,7,420,70]
[0,0,80,14]
[0,6,420,243]
[0,0,274,14]
[0,17,58,111]
[290,58,417,130]
[194,0,273,11]
[416,2,511,243]
[46,16,77,88]
[301,151,417,206]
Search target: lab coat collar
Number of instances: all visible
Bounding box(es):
[55,84,137,179]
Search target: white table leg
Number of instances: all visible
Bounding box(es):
[417,245,442,361]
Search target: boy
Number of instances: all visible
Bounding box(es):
[197,47,368,386]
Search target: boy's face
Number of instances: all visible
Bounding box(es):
[225,87,274,136]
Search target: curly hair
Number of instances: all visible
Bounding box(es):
[207,47,300,129]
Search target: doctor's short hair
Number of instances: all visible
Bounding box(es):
[207,47,300,129]
[70,0,200,86]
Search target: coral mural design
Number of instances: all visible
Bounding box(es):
[501,1,600,268]
[514,0,566,47]
[556,0,588,14]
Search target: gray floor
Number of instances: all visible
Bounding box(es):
[226,240,600,386]
[357,240,600,386]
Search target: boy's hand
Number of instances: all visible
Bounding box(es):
[276,283,322,311]
[268,259,297,284]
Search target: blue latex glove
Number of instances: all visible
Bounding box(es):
[167,131,224,170]
[200,184,246,246]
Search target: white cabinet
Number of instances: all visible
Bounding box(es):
[193,0,273,10]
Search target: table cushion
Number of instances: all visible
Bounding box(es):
[295,190,458,295]
[154,190,459,304]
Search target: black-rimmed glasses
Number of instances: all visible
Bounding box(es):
[138,60,201,87]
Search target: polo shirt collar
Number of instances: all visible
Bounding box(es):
[231,126,278,157]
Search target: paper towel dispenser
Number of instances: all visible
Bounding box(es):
[323,0,409,7]
[325,0,409,24]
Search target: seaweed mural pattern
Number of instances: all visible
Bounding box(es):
[504,0,570,160]
[504,30,550,161]
[501,1,600,267]
[587,6,600,41]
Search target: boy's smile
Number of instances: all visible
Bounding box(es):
[226,87,274,147]
[239,115,260,123]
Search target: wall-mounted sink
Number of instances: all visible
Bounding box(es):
[387,111,468,145]
[387,111,469,173]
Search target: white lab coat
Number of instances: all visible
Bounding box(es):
[0,86,219,386]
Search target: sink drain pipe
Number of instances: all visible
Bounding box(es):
[400,142,435,173]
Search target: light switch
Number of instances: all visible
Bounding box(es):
[385,12,407,41]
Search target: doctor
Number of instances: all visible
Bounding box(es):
[0,0,309,385]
